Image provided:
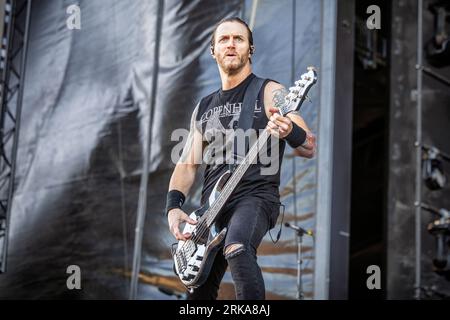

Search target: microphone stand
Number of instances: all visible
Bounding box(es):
[296,228,304,300]
[285,222,311,300]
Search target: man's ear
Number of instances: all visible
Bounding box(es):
[210,46,214,56]
[249,45,255,55]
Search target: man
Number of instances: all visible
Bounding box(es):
[166,17,316,300]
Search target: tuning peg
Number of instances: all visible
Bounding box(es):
[289,87,299,94]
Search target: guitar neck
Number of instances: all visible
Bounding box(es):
[203,129,271,226]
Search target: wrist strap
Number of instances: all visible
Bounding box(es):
[285,122,307,148]
[165,190,185,216]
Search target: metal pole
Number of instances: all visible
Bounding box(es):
[1,0,32,273]
[297,231,304,300]
[129,0,164,299]
[414,0,423,300]
[248,0,259,31]
[291,0,301,300]
[314,0,337,300]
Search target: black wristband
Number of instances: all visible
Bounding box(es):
[165,190,186,216]
[285,122,307,148]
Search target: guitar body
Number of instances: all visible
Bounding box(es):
[172,170,231,290]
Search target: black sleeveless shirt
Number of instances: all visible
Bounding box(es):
[195,73,286,206]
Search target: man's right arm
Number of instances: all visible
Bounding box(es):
[167,106,204,241]
[168,124,203,194]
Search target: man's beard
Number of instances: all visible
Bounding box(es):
[218,54,247,75]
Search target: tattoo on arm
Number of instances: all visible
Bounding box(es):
[272,88,289,109]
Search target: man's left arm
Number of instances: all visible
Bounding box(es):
[264,81,316,159]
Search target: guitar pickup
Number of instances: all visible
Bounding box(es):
[191,266,200,272]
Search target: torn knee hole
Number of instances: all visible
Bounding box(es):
[224,243,245,259]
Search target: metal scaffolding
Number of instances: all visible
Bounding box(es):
[0,0,31,273]
[414,0,450,299]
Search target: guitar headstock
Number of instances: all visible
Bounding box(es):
[279,66,318,116]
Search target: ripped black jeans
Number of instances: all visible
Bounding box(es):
[187,196,280,300]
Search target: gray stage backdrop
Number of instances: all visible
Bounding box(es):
[0,0,321,299]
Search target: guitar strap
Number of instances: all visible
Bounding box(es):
[231,75,266,168]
